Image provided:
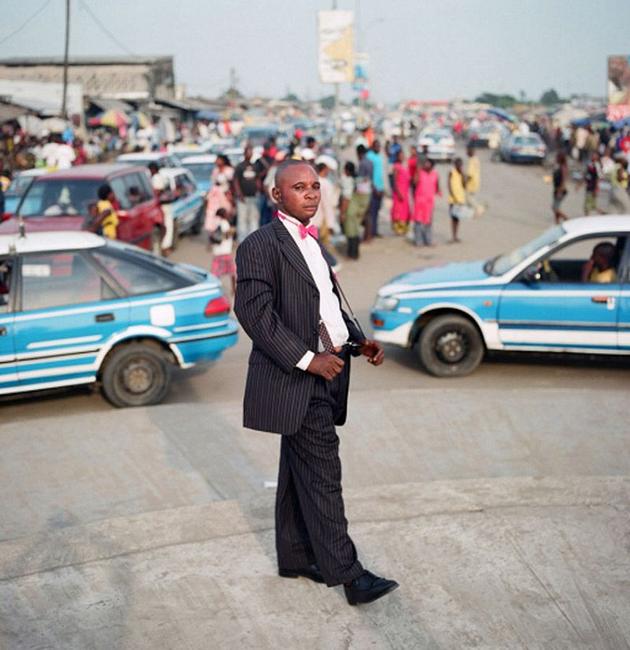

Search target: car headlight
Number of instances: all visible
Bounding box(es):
[374,296,399,311]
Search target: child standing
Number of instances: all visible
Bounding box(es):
[209,208,236,296]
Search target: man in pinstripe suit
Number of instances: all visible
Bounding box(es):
[234,160,398,605]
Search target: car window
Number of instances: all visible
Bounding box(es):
[110,177,131,210]
[91,250,180,295]
[138,172,155,200]
[539,236,621,284]
[122,172,152,205]
[21,252,109,311]
[17,179,101,218]
[0,259,12,313]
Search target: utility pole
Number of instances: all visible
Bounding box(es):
[61,0,71,117]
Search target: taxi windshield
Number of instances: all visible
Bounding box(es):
[17,178,101,218]
[488,225,565,276]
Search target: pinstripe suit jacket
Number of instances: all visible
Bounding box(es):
[234,217,363,435]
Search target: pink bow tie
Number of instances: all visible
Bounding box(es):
[299,224,319,240]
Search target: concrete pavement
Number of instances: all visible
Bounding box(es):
[1,476,629,649]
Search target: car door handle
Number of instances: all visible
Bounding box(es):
[0,326,6,336]
[591,296,610,304]
[95,313,115,323]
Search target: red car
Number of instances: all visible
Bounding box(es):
[0,164,165,253]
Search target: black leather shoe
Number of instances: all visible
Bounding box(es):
[278,563,325,584]
[344,570,399,605]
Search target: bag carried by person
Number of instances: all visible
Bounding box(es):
[451,204,475,220]
[209,227,223,245]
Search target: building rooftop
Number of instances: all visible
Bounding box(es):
[0,56,173,67]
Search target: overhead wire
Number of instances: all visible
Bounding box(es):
[0,0,52,47]
[79,0,137,57]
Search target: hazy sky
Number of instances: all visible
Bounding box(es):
[2,0,627,103]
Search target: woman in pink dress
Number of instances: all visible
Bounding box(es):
[412,158,441,246]
[390,149,411,235]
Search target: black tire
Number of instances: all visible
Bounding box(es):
[417,314,484,377]
[101,343,171,407]
[191,206,204,235]
[150,226,163,257]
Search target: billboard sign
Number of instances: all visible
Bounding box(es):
[607,55,630,121]
[318,10,354,84]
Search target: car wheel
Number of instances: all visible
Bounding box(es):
[191,206,204,235]
[150,226,162,257]
[101,342,171,407]
[417,315,484,377]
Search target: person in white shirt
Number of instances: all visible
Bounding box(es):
[234,160,398,606]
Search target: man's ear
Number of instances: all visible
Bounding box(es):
[271,186,281,204]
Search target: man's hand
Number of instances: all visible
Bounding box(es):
[307,352,345,381]
[360,340,384,366]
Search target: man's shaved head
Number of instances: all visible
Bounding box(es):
[272,160,320,223]
[275,159,316,189]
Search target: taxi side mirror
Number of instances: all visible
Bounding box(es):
[521,265,541,284]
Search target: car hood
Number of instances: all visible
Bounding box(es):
[378,259,491,296]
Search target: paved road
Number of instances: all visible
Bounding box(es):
[1,149,629,649]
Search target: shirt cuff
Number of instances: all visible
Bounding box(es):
[296,351,315,371]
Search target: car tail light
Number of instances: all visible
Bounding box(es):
[204,295,230,317]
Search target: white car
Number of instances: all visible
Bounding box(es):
[116,151,181,170]
[418,128,455,161]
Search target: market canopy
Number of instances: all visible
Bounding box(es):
[196,109,221,121]
[487,107,518,123]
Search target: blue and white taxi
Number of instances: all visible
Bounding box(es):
[371,216,630,376]
[0,231,238,405]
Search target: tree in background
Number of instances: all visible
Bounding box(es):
[475,92,517,108]
[540,89,561,105]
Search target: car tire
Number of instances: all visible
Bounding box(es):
[150,226,162,257]
[191,206,204,235]
[101,342,171,408]
[417,314,484,377]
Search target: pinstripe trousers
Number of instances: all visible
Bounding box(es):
[275,353,364,587]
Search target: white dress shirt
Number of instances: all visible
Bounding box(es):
[278,211,349,371]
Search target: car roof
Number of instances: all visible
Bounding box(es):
[180,154,217,164]
[28,163,144,180]
[0,231,104,256]
[159,167,191,179]
[117,152,169,161]
[16,168,49,178]
[563,215,630,235]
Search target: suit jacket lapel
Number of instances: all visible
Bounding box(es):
[272,217,318,289]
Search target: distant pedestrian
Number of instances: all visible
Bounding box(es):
[390,149,410,235]
[412,158,441,246]
[341,161,365,260]
[209,207,236,296]
[365,140,385,240]
[386,134,402,190]
[234,145,261,241]
[608,157,630,213]
[205,155,234,234]
[552,152,569,223]
[448,158,468,243]
[92,183,119,240]
[313,157,338,245]
[407,145,419,194]
[465,146,484,217]
[583,152,603,216]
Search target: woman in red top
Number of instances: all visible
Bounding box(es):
[390,149,411,235]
